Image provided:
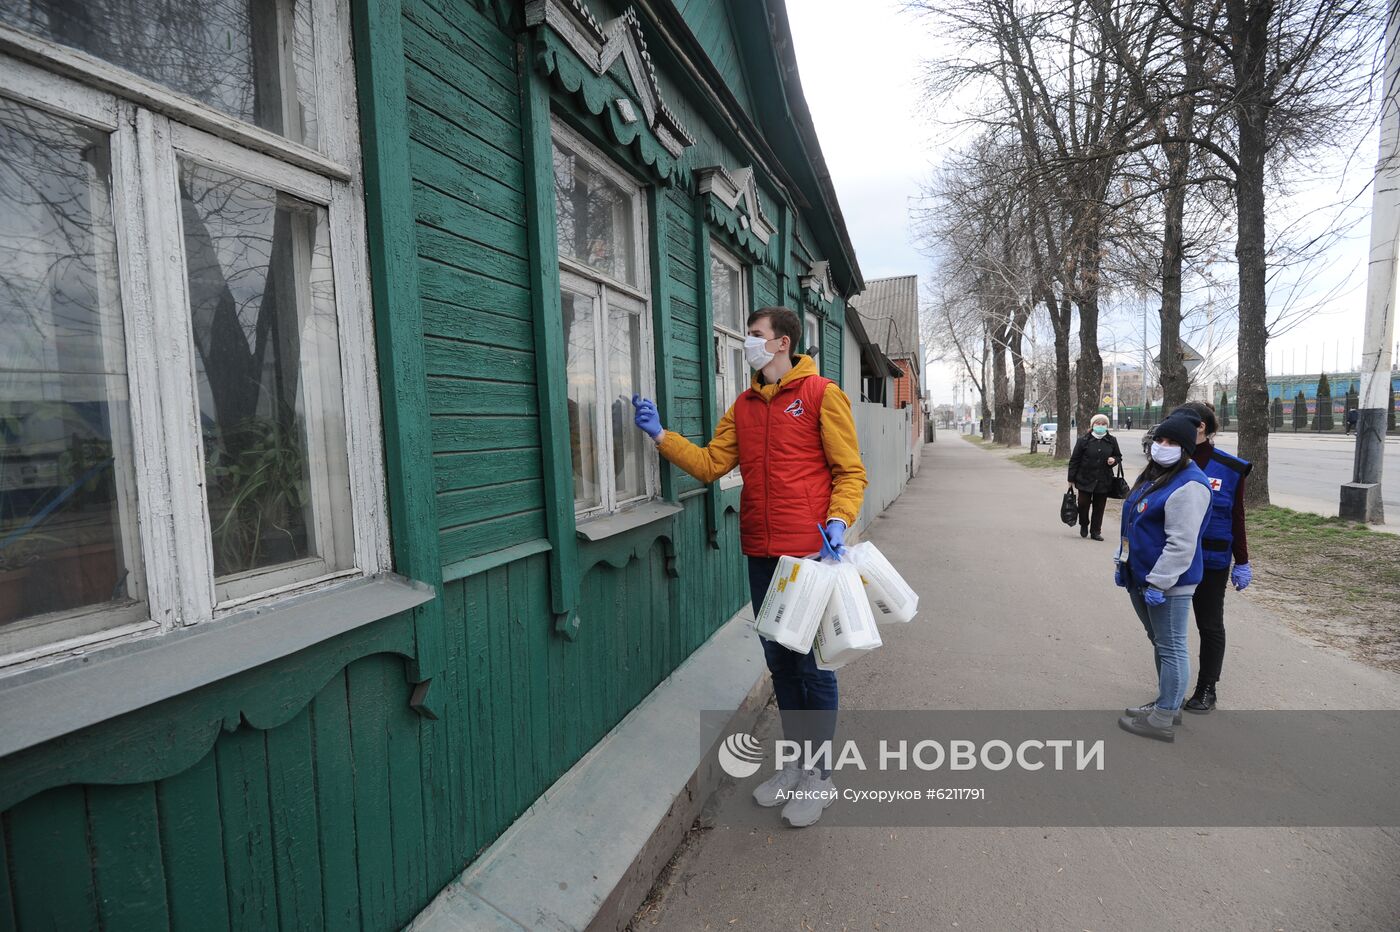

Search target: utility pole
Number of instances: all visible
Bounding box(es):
[1342,4,1400,524]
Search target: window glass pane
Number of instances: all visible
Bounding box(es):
[180,160,352,585]
[710,252,742,333]
[1,0,319,146]
[562,284,601,512]
[553,135,635,286]
[0,97,142,627]
[607,293,646,502]
[729,344,747,406]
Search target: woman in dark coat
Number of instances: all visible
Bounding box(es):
[1067,413,1123,540]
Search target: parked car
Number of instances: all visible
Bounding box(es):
[1036,422,1058,447]
[1141,423,1157,455]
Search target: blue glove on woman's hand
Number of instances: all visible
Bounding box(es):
[819,520,847,562]
[1231,562,1252,591]
[632,395,662,440]
[1143,586,1167,607]
[1114,563,1126,588]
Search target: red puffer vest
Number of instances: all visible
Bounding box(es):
[734,372,835,557]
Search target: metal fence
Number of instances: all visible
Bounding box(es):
[853,402,912,536]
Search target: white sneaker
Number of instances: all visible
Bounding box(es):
[781,769,837,827]
[752,762,801,807]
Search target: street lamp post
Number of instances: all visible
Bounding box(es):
[1341,5,1399,524]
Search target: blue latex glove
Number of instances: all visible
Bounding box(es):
[818,519,847,562]
[1114,563,1126,588]
[632,394,662,440]
[1143,586,1167,607]
[1231,562,1252,591]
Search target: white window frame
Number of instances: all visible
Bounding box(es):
[709,242,747,490]
[0,0,389,669]
[551,119,659,521]
[804,311,822,360]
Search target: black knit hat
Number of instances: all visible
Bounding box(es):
[1152,411,1201,457]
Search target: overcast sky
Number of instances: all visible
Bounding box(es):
[786,0,1383,408]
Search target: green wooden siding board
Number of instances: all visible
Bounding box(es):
[437,479,542,528]
[384,663,428,927]
[525,555,552,800]
[155,753,231,930]
[461,573,493,854]
[352,0,445,681]
[309,670,362,931]
[409,137,526,227]
[440,510,548,564]
[405,97,524,192]
[427,377,539,418]
[431,414,540,453]
[215,728,276,931]
[484,566,515,833]
[5,786,98,929]
[520,51,581,622]
[421,299,534,350]
[0,827,13,932]
[401,16,521,130]
[412,180,529,262]
[402,0,516,90]
[264,708,326,931]
[414,0,514,70]
[416,257,531,319]
[345,656,393,930]
[86,783,169,930]
[416,226,532,288]
[440,582,473,865]
[424,337,535,384]
[434,448,543,493]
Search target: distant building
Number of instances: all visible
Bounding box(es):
[852,275,925,447]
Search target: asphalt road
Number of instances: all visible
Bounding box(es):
[1019,426,1400,527]
[636,437,1400,932]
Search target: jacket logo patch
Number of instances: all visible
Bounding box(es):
[1137,501,1147,513]
[784,399,805,418]
[1209,477,1223,491]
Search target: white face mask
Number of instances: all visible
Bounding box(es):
[744,335,777,370]
[1150,441,1182,467]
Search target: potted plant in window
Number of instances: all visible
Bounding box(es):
[205,411,308,575]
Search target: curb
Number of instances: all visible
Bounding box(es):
[406,608,773,932]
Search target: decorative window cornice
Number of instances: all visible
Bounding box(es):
[801,259,837,307]
[695,165,777,245]
[525,0,694,158]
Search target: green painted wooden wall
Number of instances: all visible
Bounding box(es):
[0,1,852,929]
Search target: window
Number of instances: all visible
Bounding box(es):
[552,121,656,519]
[804,312,822,359]
[0,0,386,665]
[709,243,747,488]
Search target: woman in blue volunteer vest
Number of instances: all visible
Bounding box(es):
[1174,401,1252,713]
[1114,411,1212,742]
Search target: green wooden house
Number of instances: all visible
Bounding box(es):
[0,0,865,927]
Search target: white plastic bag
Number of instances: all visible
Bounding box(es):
[753,555,836,653]
[813,563,882,670]
[847,541,919,623]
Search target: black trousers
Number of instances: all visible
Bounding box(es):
[1076,490,1107,534]
[1191,566,1229,683]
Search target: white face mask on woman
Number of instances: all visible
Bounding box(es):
[1150,441,1182,466]
[744,335,778,370]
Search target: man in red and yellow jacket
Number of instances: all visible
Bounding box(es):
[631,306,866,828]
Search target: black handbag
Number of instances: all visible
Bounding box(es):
[1108,463,1131,500]
[1060,488,1079,525]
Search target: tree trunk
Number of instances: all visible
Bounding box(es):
[1158,143,1191,410]
[1075,257,1105,436]
[1235,114,1271,505]
[992,319,1013,444]
[1009,299,1030,446]
[1229,0,1274,506]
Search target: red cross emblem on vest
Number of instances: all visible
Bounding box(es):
[1209,477,1223,491]
[784,398,805,418]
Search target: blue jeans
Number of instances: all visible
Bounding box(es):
[1127,585,1192,712]
[748,557,838,768]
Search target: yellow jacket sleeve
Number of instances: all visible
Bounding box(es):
[655,404,739,484]
[819,384,867,526]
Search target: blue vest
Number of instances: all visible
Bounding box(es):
[1119,462,1210,590]
[1201,448,1252,570]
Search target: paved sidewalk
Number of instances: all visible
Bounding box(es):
[635,438,1400,931]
